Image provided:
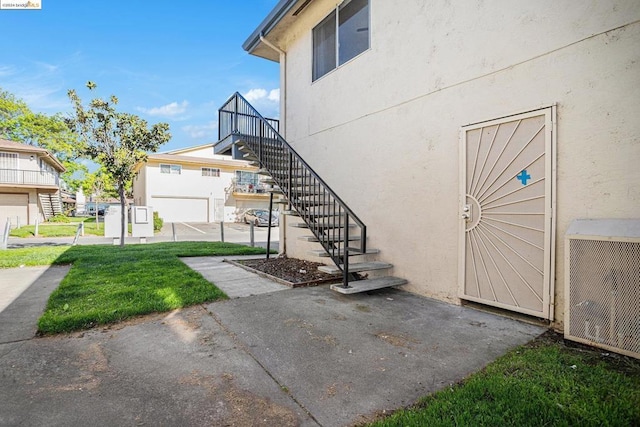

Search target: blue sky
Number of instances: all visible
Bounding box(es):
[0,1,280,152]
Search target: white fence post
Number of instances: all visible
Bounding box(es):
[2,218,11,250]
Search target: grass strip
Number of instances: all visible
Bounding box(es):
[369,332,640,427]
[0,245,70,268]
[10,222,105,237]
[1,241,267,334]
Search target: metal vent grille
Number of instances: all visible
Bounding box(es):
[566,238,640,358]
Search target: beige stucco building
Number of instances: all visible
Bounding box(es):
[216,0,640,332]
[133,143,271,223]
[0,139,66,226]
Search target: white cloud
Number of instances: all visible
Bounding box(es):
[182,121,217,139]
[35,61,58,72]
[268,89,280,102]
[0,65,17,77]
[138,100,188,117]
[240,88,280,119]
[243,88,280,103]
[243,88,267,102]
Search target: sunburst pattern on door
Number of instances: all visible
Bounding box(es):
[460,108,555,319]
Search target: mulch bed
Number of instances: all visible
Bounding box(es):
[227,256,342,287]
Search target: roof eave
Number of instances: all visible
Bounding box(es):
[242,0,302,59]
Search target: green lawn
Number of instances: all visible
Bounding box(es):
[0,242,268,334]
[369,332,640,427]
[9,217,107,238]
[10,222,106,237]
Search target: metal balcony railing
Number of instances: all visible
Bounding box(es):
[217,92,366,287]
[231,180,268,194]
[0,168,59,186]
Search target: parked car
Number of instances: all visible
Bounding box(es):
[242,209,279,227]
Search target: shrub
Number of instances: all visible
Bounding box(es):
[48,214,71,223]
[153,211,163,231]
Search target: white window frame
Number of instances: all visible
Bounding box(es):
[0,151,18,169]
[312,0,370,82]
[201,167,220,177]
[160,164,181,175]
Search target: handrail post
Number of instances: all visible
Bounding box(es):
[233,94,239,132]
[343,213,350,288]
[287,152,293,206]
[259,120,263,166]
[266,192,274,259]
[361,225,366,253]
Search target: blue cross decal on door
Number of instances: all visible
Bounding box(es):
[517,170,531,185]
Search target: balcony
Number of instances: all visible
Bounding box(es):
[214,93,279,158]
[230,181,267,195]
[0,168,59,187]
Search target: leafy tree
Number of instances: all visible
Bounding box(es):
[81,168,114,227]
[0,88,87,189]
[67,82,171,245]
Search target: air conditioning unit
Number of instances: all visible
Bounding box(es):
[565,219,640,359]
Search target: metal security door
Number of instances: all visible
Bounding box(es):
[459,107,555,319]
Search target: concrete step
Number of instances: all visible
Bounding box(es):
[289,189,326,196]
[303,212,347,220]
[330,276,408,294]
[261,177,276,185]
[282,209,300,216]
[297,234,361,243]
[290,222,309,228]
[308,247,379,257]
[305,222,357,230]
[291,198,332,206]
[318,262,393,275]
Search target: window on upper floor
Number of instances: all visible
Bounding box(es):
[202,167,221,177]
[312,0,370,81]
[0,152,18,169]
[160,164,181,175]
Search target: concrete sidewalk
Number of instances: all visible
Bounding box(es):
[0,265,70,343]
[0,257,545,426]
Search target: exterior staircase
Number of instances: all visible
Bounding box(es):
[215,92,407,294]
[39,192,63,220]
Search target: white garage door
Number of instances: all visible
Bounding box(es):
[0,193,28,226]
[150,197,208,223]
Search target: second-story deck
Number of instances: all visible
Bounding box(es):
[0,168,60,188]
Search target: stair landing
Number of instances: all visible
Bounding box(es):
[330,276,408,294]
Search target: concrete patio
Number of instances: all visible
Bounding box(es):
[0,257,545,426]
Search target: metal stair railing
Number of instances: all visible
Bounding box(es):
[218,92,366,288]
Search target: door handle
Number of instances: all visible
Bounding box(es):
[462,204,471,220]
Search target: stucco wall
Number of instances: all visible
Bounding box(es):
[274,0,640,325]
[140,162,232,222]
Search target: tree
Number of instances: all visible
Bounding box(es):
[0,88,87,189]
[67,82,171,246]
[82,168,115,228]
